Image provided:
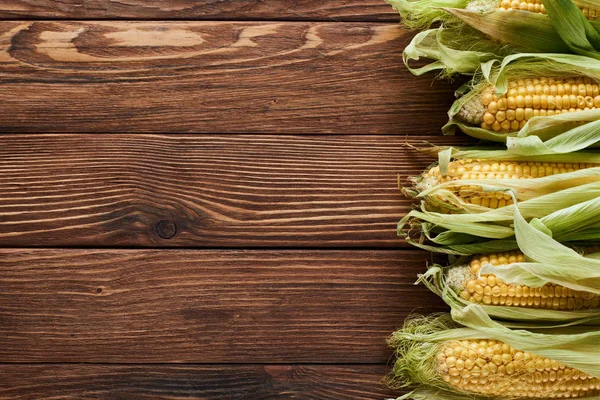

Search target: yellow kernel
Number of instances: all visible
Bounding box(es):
[482,92,494,106]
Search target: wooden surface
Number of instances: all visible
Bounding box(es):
[0,1,396,21]
[0,1,457,399]
[0,365,396,399]
[0,249,444,363]
[0,21,455,133]
[0,134,467,248]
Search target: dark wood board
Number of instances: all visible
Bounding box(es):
[0,364,399,399]
[0,21,456,134]
[0,134,469,248]
[0,248,445,363]
[0,1,397,22]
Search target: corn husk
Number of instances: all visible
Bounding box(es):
[389,0,600,57]
[403,27,512,78]
[477,192,600,294]
[400,194,600,255]
[400,160,600,254]
[386,308,600,400]
[416,202,600,323]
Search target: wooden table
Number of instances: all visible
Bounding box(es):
[0,2,461,398]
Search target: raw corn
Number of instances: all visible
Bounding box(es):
[497,0,548,13]
[497,0,600,19]
[387,313,600,400]
[441,55,600,148]
[458,77,600,133]
[417,158,597,210]
[435,338,600,398]
[399,148,600,255]
[446,251,600,310]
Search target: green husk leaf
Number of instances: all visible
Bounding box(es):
[543,0,600,59]
[389,386,487,400]
[506,114,600,155]
[419,266,600,323]
[445,146,600,163]
[487,52,600,95]
[478,193,600,293]
[410,239,521,255]
[446,8,572,53]
[403,27,508,77]
[399,180,600,254]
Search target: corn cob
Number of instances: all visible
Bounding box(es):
[435,338,600,398]
[446,251,600,310]
[418,159,597,210]
[388,315,600,399]
[458,77,600,133]
[497,0,600,19]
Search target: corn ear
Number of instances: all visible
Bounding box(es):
[387,310,600,400]
[444,53,600,153]
[479,195,600,295]
[420,265,600,325]
[399,180,600,255]
[403,147,600,214]
[419,243,600,323]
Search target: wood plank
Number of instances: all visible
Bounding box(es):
[0,248,445,363]
[0,21,455,134]
[0,364,399,399]
[0,1,397,21]
[0,134,469,248]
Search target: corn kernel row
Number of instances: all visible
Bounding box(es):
[451,251,600,310]
[479,77,600,133]
[437,339,600,398]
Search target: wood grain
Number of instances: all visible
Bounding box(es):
[0,364,399,399]
[0,1,397,21]
[0,134,469,248]
[0,248,445,363]
[0,21,455,134]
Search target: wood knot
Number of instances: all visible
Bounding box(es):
[264,365,293,380]
[156,220,177,239]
